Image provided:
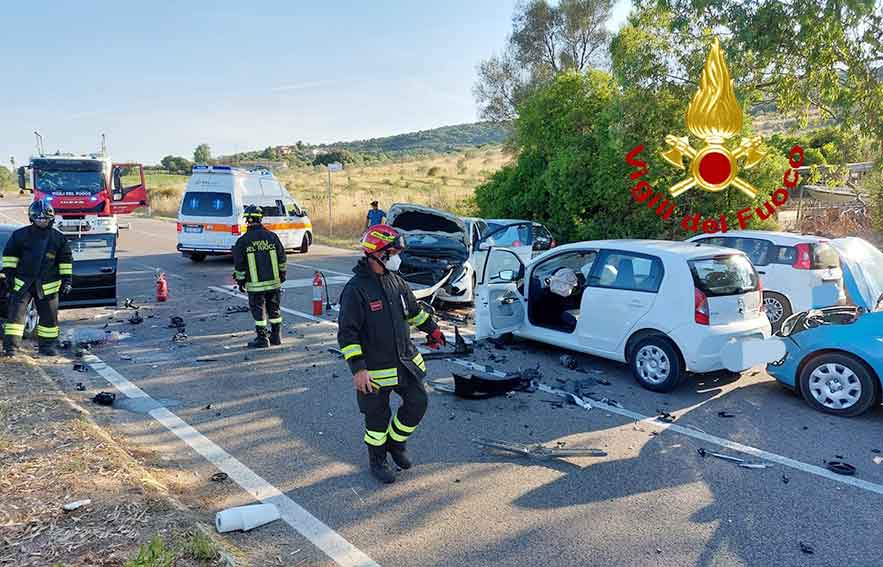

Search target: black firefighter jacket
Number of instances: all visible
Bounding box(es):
[337,258,438,388]
[1,225,73,298]
[232,224,287,293]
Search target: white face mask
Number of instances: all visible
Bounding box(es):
[383,253,402,272]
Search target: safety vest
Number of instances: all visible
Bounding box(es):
[1,225,73,298]
[232,224,286,292]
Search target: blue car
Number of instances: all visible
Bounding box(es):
[766,237,883,417]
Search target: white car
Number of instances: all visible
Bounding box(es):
[687,230,844,331]
[475,240,773,392]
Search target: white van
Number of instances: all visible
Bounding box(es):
[176,165,312,262]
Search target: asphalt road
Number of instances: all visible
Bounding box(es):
[2,196,882,567]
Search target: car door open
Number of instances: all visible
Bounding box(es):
[110,163,148,214]
[475,247,526,339]
[62,233,118,309]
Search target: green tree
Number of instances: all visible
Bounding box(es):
[474,0,614,121]
[312,148,357,166]
[193,143,211,164]
[0,165,14,194]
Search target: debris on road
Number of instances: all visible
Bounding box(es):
[226,305,249,314]
[216,503,281,533]
[122,297,140,310]
[128,310,144,325]
[92,392,116,406]
[717,411,736,418]
[656,411,676,423]
[120,354,133,361]
[799,542,815,555]
[75,382,85,391]
[473,438,607,460]
[826,461,857,476]
[73,362,87,373]
[596,378,611,386]
[430,372,534,399]
[873,456,883,465]
[172,331,189,345]
[782,474,790,484]
[168,316,186,330]
[62,499,92,512]
[196,357,218,363]
[697,448,744,463]
[211,472,229,482]
[738,463,771,469]
[559,354,578,370]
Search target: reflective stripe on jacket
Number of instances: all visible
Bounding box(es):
[1,224,72,298]
[232,224,286,293]
[337,258,438,387]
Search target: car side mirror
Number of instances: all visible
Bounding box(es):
[112,192,123,201]
[496,270,516,282]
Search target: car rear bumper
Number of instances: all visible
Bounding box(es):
[177,244,232,256]
[671,319,772,373]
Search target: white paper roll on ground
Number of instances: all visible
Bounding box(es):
[215,503,281,533]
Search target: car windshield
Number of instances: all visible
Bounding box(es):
[181,192,233,217]
[689,254,759,297]
[487,223,533,247]
[405,233,466,251]
[66,234,115,261]
[34,169,103,195]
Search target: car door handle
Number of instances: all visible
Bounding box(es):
[500,297,519,305]
[100,267,114,273]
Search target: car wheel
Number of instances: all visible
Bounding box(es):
[23,299,39,339]
[799,353,878,417]
[629,336,684,393]
[189,253,206,263]
[763,292,792,332]
[299,233,310,254]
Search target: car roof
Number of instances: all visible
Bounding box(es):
[552,239,747,259]
[689,230,827,245]
[0,224,20,234]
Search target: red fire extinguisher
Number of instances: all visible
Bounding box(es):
[312,272,324,316]
[156,272,169,302]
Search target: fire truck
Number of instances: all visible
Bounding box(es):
[17,134,148,233]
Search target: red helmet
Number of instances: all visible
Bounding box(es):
[361,224,405,256]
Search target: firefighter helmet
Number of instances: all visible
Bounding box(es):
[28,200,56,225]
[360,224,405,256]
[243,204,263,224]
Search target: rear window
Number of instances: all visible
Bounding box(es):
[181,192,232,217]
[812,242,840,269]
[490,224,533,247]
[689,254,759,297]
[66,234,115,261]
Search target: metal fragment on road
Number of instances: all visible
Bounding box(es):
[473,438,606,459]
[738,463,770,469]
[62,499,91,512]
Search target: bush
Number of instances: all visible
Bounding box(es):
[427,166,441,177]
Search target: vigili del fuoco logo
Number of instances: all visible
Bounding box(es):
[625,38,804,234]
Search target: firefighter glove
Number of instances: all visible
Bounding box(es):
[426,328,446,350]
[236,280,246,293]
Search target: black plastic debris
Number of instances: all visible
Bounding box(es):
[872,449,881,454]
[559,354,578,370]
[123,298,140,310]
[172,331,189,344]
[656,411,676,423]
[717,411,736,418]
[205,404,213,410]
[92,392,116,406]
[596,378,611,386]
[59,339,72,350]
[453,326,472,355]
[782,474,790,484]
[473,438,606,460]
[225,305,249,314]
[826,461,856,476]
[73,362,87,373]
[75,383,85,391]
[168,316,186,330]
[129,311,144,325]
[799,542,815,555]
[211,472,229,482]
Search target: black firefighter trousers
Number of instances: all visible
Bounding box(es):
[357,365,428,450]
[247,289,282,334]
[4,285,59,350]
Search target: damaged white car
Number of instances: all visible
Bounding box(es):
[387,204,490,304]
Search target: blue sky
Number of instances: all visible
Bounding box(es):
[1,1,630,165]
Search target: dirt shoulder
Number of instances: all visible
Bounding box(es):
[0,357,232,567]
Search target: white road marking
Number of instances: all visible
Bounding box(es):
[287,262,352,277]
[282,276,350,289]
[84,354,380,567]
[209,286,336,325]
[130,262,188,280]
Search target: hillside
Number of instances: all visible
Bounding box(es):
[318,121,511,155]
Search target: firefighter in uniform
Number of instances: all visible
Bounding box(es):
[232,205,286,348]
[2,201,73,357]
[337,224,446,484]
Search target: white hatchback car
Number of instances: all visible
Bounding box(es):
[475,240,773,392]
[687,231,844,331]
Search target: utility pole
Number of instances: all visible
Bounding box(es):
[327,162,342,238]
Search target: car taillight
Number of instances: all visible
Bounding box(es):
[793,243,812,269]
[231,224,241,236]
[176,222,182,233]
[694,287,710,325]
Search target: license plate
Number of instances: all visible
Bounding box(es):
[184,225,203,233]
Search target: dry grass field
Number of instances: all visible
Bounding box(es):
[145,147,509,244]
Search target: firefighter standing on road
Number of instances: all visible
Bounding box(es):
[232,205,287,348]
[338,224,446,484]
[2,201,73,357]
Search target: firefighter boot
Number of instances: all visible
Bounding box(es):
[248,327,270,349]
[368,445,396,484]
[387,440,412,470]
[38,342,58,357]
[269,323,282,346]
[3,336,20,357]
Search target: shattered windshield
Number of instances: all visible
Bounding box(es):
[833,238,883,312]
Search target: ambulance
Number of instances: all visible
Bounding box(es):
[176,165,312,262]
